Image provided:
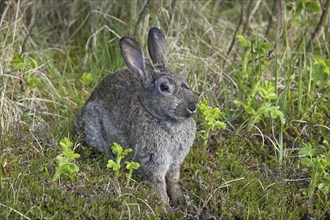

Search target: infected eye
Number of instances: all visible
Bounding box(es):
[160,83,170,92]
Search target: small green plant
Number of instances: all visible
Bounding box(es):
[80,72,94,86]
[236,34,273,79]
[10,53,40,87]
[314,56,330,75]
[107,143,140,183]
[107,143,132,177]
[233,79,286,164]
[298,140,330,198]
[286,0,320,15]
[52,137,80,182]
[234,80,285,131]
[125,161,140,185]
[313,56,330,87]
[197,99,226,150]
[234,35,285,130]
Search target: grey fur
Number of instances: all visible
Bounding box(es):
[74,27,196,206]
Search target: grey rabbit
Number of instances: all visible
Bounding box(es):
[74,27,197,206]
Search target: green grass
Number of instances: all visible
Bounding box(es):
[1,0,330,219]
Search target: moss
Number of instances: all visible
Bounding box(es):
[180,131,329,219]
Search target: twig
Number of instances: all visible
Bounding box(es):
[134,0,150,39]
[277,0,285,42]
[296,0,330,53]
[269,0,285,54]
[242,0,254,35]
[227,0,254,55]
[0,0,6,17]
[306,0,330,51]
[227,1,244,55]
[21,10,39,55]
[170,0,177,20]
[265,0,278,36]
[295,27,309,53]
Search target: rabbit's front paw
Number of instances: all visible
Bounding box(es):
[148,174,170,205]
[166,164,184,207]
[168,186,184,208]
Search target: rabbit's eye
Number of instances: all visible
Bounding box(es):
[181,83,189,90]
[160,83,170,92]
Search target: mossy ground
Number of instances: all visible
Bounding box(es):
[1,0,330,219]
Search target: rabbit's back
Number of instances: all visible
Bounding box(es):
[89,69,139,107]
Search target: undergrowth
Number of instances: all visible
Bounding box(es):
[1,0,329,219]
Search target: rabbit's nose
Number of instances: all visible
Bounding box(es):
[187,102,197,114]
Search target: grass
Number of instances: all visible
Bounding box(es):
[1,0,330,219]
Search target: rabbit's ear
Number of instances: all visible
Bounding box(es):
[148,27,167,69]
[120,37,146,80]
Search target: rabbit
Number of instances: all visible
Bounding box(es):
[74,27,197,206]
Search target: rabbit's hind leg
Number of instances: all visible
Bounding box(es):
[82,101,116,158]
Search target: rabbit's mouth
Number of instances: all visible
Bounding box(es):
[173,101,197,120]
[187,101,197,115]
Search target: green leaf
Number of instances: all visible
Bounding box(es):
[197,99,208,113]
[25,72,41,87]
[67,163,79,173]
[256,103,271,116]
[269,107,286,125]
[60,137,73,151]
[52,158,79,182]
[299,188,308,196]
[241,49,251,79]
[234,99,256,115]
[298,145,318,157]
[107,160,120,171]
[52,166,64,182]
[123,148,132,156]
[258,81,277,100]
[236,34,250,48]
[55,155,68,165]
[125,161,140,170]
[266,93,277,100]
[318,183,330,192]
[10,53,27,70]
[233,100,242,106]
[69,153,80,160]
[276,110,285,125]
[324,152,330,163]
[314,56,330,75]
[80,72,94,85]
[209,121,226,131]
[111,142,124,155]
[305,1,320,12]
[300,157,314,167]
[251,39,273,54]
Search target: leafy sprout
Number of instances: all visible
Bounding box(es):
[198,99,226,151]
[298,141,330,198]
[52,137,80,182]
[107,143,139,184]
